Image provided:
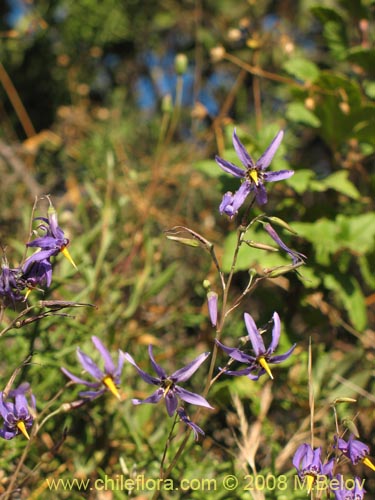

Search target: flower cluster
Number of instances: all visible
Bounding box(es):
[293,435,374,497]
[0,200,76,308]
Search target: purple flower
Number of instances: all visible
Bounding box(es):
[333,475,365,500]
[61,336,125,400]
[0,383,36,440]
[0,257,24,306]
[263,223,306,265]
[215,129,294,215]
[336,434,375,471]
[22,254,53,291]
[26,203,77,270]
[293,444,334,493]
[176,407,205,440]
[124,346,213,417]
[216,312,296,380]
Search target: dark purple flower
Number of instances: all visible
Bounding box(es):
[263,223,306,265]
[26,203,77,270]
[124,346,213,417]
[336,434,375,471]
[333,475,366,500]
[216,312,296,380]
[0,383,36,440]
[61,336,125,400]
[215,129,294,215]
[293,444,334,493]
[0,257,24,306]
[176,407,205,440]
[22,253,53,292]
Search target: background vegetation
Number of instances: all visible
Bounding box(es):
[0,0,374,498]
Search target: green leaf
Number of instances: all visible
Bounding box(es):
[347,48,375,78]
[283,58,320,82]
[310,6,345,24]
[323,20,348,60]
[286,102,321,128]
[286,169,315,194]
[323,274,367,330]
[319,171,360,199]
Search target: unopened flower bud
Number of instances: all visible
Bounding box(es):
[207,291,218,327]
[175,54,188,75]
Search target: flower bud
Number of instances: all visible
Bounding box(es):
[175,53,188,75]
[207,291,218,327]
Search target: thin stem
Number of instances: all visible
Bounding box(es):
[0,62,36,138]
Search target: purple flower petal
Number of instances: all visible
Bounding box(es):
[223,367,257,377]
[215,156,246,178]
[76,349,104,380]
[232,128,254,168]
[148,345,167,379]
[78,389,106,399]
[230,181,253,213]
[165,391,179,416]
[171,352,210,383]
[263,169,294,182]
[256,130,284,171]
[175,386,214,409]
[123,352,161,385]
[215,340,255,364]
[270,344,297,363]
[92,336,115,375]
[132,388,164,406]
[61,367,100,388]
[244,312,265,356]
[254,183,268,205]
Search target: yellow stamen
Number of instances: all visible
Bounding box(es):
[61,246,78,270]
[24,288,33,300]
[305,474,315,493]
[103,375,120,400]
[363,457,375,472]
[163,380,173,397]
[258,356,273,379]
[17,420,30,440]
[249,169,259,185]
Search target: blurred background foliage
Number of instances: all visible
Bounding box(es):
[0,0,374,498]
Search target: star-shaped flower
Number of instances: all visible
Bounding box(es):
[124,346,213,417]
[61,336,125,400]
[26,202,77,270]
[293,444,334,493]
[216,312,296,380]
[215,129,294,215]
[0,383,36,440]
[333,475,365,500]
[335,434,375,472]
